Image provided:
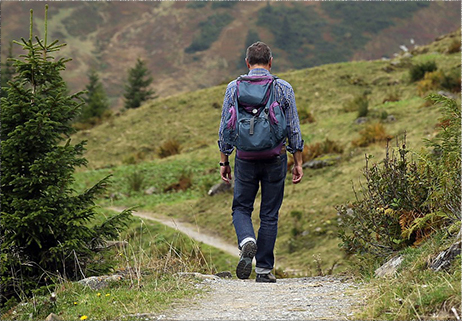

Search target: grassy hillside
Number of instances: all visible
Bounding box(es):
[2,1,459,109]
[71,30,460,275]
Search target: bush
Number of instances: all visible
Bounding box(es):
[446,38,461,54]
[409,61,437,82]
[288,138,344,169]
[298,108,315,124]
[158,139,182,158]
[337,141,437,256]
[337,95,460,257]
[126,170,145,193]
[352,123,392,147]
[417,70,444,96]
[164,171,193,193]
[343,94,368,117]
[441,69,461,93]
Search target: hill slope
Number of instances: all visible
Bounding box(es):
[2,1,460,109]
[72,31,460,273]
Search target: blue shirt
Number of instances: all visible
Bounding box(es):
[218,68,304,155]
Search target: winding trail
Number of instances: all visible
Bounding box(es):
[107,206,239,257]
[109,206,364,320]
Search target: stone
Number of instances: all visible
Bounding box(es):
[208,180,233,196]
[302,156,340,170]
[375,256,403,278]
[215,271,232,279]
[144,186,157,195]
[78,274,124,290]
[45,313,63,321]
[437,91,458,100]
[429,241,461,272]
[303,160,328,169]
[354,117,368,125]
[386,115,396,122]
[177,272,219,280]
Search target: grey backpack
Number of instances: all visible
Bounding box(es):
[223,75,287,153]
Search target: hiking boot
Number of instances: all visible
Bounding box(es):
[256,272,277,283]
[236,241,257,279]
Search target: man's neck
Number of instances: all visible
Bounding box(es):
[249,64,270,71]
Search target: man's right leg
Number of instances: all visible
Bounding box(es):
[232,157,259,279]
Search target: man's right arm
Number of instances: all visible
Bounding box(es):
[218,82,236,183]
[218,82,236,156]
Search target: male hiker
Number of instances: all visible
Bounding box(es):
[218,41,304,283]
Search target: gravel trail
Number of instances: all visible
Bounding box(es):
[153,276,362,320]
[110,207,363,320]
[108,206,239,257]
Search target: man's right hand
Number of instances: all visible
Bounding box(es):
[221,165,232,184]
[292,165,303,184]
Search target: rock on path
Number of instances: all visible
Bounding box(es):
[152,276,362,320]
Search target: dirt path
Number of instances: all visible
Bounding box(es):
[107,206,239,257]
[128,276,362,320]
[110,206,364,320]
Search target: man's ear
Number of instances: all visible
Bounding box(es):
[245,58,251,69]
[268,57,273,69]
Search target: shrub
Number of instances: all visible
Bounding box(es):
[409,61,437,82]
[441,69,461,93]
[298,108,315,124]
[164,171,193,193]
[158,139,182,158]
[126,170,145,193]
[446,38,461,54]
[382,88,400,103]
[352,123,392,147]
[337,141,436,256]
[416,71,444,96]
[288,138,344,169]
[337,95,460,257]
[343,94,368,117]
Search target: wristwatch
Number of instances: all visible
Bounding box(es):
[219,161,230,167]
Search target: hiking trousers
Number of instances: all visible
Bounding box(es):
[232,153,287,271]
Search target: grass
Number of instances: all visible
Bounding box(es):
[355,233,461,320]
[60,32,461,318]
[3,274,200,321]
[1,210,236,320]
[72,41,460,274]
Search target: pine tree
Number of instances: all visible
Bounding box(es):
[0,6,131,305]
[123,58,154,109]
[1,41,16,99]
[79,68,109,125]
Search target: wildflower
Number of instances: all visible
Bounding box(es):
[80,316,88,320]
[105,294,110,297]
[74,301,78,305]
[97,293,101,297]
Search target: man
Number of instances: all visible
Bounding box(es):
[218,41,304,283]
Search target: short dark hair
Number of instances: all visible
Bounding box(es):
[246,41,272,66]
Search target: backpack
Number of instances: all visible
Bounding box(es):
[223,75,287,155]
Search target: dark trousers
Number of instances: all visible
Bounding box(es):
[232,154,287,270]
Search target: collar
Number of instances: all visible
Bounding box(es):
[248,68,271,76]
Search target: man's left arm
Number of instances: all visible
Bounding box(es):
[279,81,304,184]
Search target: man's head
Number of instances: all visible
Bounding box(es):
[245,41,272,69]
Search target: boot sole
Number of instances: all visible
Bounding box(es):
[236,242,257,279]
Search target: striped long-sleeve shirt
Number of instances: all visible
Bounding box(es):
[218,68,304,155]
